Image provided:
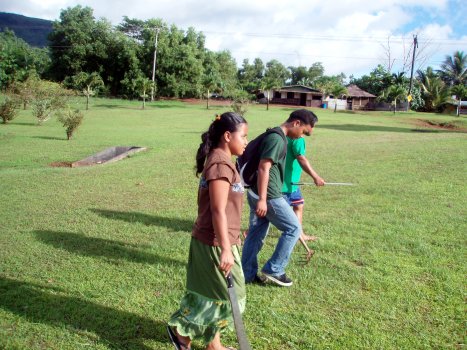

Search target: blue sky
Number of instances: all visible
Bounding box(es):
[1,0,466,78]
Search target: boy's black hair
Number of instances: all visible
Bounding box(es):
[286,109,318,127]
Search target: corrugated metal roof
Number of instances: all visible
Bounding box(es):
[346,84,376,98]
[447,100,467,106]
[277,85,322,94]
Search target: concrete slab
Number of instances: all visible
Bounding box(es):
[71,146,147,167]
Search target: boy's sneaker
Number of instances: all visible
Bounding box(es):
[246,274,267,285]
[262,272,293,287]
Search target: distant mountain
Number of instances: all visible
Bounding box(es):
[0,12,53,47]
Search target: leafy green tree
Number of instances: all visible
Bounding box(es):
[349,65,393,96]
[69,72,104,110]
[439,51,467,86]
[202,72,221,110]
[214,50,238,97]
[238,58,264,92]
[315,76,345,99]
[154,25,205,98]
[262,60,290,109]
[289,66,309,85]
[265,60,290,86]
[48,6,113,81]
[0,30,50,89]
[57,109,84,140]
[308,62,325,85]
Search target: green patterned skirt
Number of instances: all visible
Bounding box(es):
[168,237,246,344]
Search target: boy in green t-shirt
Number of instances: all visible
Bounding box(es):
[282,136,325,243]
[241,109,317,287]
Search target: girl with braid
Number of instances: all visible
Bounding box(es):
[167,112,248,350]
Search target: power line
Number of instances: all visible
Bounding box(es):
[201,30,467,46]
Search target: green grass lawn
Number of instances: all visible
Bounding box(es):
[0,97,465,349]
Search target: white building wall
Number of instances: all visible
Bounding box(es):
[326,98,347,110]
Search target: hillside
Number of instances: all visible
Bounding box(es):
[0,12,53,47]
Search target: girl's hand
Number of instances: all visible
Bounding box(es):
[219,247,234,276]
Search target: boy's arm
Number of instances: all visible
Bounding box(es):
[296,155,325,186]
[256,159,272,217]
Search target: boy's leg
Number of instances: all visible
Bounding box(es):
[293,204,318,241]
[261,196,301,277]
[241,191,270,283]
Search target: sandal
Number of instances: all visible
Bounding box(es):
[166,325,191,350]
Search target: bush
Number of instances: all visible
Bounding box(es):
[0,97,19,124]
[57,109,84,140]
[230,90,252,117]
[32,81,71,125]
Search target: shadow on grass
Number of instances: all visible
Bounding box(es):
[93,103,185,109]
[0,276,167,350]
[8,122,37,126]
[35,230,184,267]
[32,136,67,141]
[317,124,447,133]
[91,209,194,233]
[92,104,144,110]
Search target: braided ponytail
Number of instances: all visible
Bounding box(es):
[195,112,247,176]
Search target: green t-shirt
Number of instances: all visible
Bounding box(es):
[251,127,286,199]
[282,137,306,194]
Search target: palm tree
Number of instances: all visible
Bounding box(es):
[261,77,281,111]
[439,51,467,86]
[73,72,104,110]
[329,84,348,113]
[419,76,450,112]
[135,77,154,110]
[380,84,407,114]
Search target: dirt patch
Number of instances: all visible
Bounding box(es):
[49,161,72,167]
[413,119,467,132]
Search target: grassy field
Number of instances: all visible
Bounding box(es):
[0,97,465,349]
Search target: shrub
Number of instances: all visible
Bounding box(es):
[57,109,84,140]
[230,90,252,117]
[0,97,19,124]
[31,81,71,125]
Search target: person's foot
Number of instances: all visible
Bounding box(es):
[302,234,318,242]
[262,272,293,287]
[245,274,267,285]
[167,325,191,350]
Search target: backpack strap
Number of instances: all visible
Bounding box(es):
[265,127,287,160]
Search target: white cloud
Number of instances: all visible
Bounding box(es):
[1,0,465,77]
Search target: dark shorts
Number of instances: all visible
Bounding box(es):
[283,188,304,207]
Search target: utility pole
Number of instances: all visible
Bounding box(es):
[407,34,418,111]
[151,27,160,102]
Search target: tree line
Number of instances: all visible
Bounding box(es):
[1,4,466,113]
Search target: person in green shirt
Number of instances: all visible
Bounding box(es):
[282,135,325,244]
[241,109,316,287]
